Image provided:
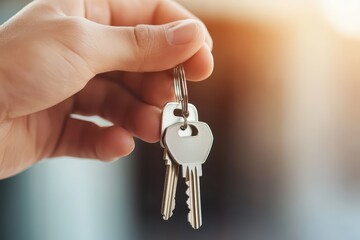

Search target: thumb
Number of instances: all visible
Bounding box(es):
[82,19,206,73]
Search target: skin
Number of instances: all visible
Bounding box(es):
[0,0,213,179]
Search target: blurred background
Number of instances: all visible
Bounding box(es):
[2,0,360,239]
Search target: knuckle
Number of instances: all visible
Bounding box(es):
[61,17,87,33]
[55,17,95,75]
[57,17,89,49]
[133,24,154,70]
[134,24,152,49]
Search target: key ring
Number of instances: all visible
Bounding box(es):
[173,65,189,129]
[174,65,189,116]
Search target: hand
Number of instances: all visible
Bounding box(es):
[0,0,213,179]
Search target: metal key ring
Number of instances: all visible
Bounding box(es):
[173,65,189,118]
[173,65,189,129]
[174,66,182,102]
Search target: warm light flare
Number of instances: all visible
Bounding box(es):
[318,0,360,37]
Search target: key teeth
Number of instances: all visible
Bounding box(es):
[185,187,190,196]
[185,176,193,224]
[170,199,175,217]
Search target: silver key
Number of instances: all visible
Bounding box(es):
[164,121,213,229]
[160,102,198,220]
[161,153,178,220]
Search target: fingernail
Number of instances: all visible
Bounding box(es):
[166,20,199,45]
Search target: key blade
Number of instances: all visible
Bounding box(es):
[168,162,179,219]
[161,154,179,220]
[161,164,171,218]
[185,165,202,229]
[185,169,192,225]
[163,149,172,166]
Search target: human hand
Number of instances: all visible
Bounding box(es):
[0,0,213,179]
